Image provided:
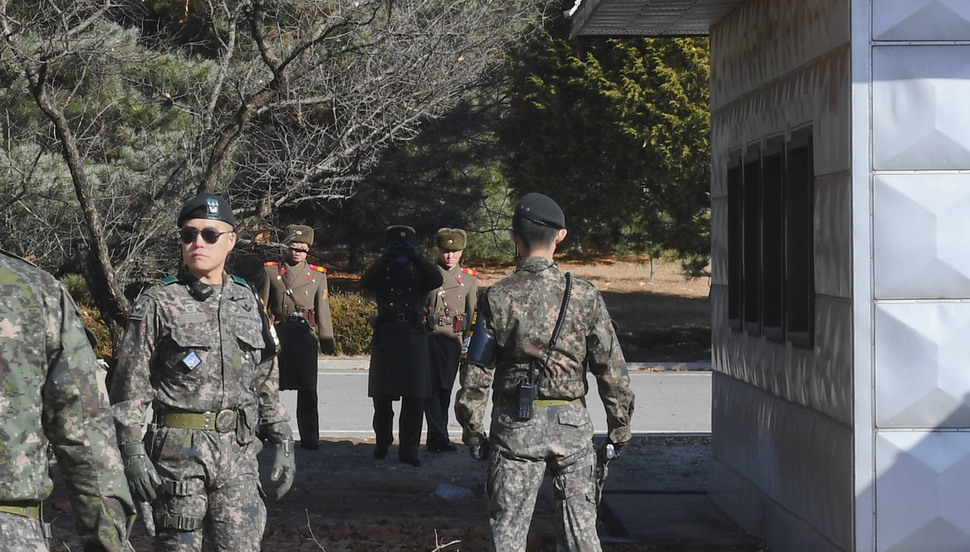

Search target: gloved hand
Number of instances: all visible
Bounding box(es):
[599,439,626,463]
[319,338,336,355]
[469,438,489,461]
[120,442,161,503]
[270,438,296,500]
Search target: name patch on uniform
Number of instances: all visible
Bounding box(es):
[178,312,207,324]
[183,349,202,370]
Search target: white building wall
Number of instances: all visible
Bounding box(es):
[866,1,970,550]
[709,0,853,550]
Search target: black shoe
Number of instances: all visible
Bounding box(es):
[399,454,422,467]
[373,445,388,460]
[428,443,457,453]
[299,441,320,450]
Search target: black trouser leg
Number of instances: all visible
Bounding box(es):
[372,397,394,455]
[398,397,424,460]
[296,388,319,446]
[424,389,449,448]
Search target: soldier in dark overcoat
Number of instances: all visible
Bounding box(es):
[261,224,335,450]
[424,228,478,452]
[360,225,443,466]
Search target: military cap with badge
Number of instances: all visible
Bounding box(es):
[513,192,565,229]
[436,228,467,252]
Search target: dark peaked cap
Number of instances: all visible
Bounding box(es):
[385,225,416,244]
[513,192,565,229]
[177,193,235,227]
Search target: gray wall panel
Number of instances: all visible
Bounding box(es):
[710,0,849,110]
[711,373,853,550]
[816,172,853,299]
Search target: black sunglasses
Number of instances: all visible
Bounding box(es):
[179,226,232,245]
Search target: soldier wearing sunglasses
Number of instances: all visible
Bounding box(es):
[109,192,295,552]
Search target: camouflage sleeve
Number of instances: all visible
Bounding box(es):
[44,283,136,549]
[454,295,493,445]
[109,292,158,445]
[256,356,292,443]
[585,290,635,445]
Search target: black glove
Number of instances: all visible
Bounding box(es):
[319,338,336,355]
[469,438,490,461]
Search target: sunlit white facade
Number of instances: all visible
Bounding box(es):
[572,1,970,550]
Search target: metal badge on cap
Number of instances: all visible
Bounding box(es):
[206,198,220,217]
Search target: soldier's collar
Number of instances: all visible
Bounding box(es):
[516,257,556,273]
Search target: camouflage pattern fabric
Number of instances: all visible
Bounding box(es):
[0,252,135,551]
[487,402,598,551]
[0,513,47,552]
[147,426,264,551]
[455,257,635,551]
[110,273,291,551]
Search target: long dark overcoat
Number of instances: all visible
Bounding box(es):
[360,250,443,399]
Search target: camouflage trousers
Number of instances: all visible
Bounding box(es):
[486,402,600,552]
[0,512,47,552]
[146,425,266,552]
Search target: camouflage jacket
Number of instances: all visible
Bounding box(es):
[456,257,635,445]
[0,252,134,548]
[110,272,291,445]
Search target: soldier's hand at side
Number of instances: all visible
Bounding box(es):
[120,442,161,503]
[271,438,296,500]
[319,338,336,356]
[469,438,489,461]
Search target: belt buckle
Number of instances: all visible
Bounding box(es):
[214,409,236,432]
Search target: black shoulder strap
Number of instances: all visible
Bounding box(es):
[531,273,572,389]
[548,272,572,351]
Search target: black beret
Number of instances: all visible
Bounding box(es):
[177,193,235,227]
[286,224,314,246]
[436,228,467,251]
[385,225,416,244]
[513,193,565,229]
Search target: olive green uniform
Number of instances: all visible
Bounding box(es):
[425,262,477,451]
[261,259,334,446]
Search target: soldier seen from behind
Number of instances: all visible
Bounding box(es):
[360,225,443,467]
[424,228,478,453]
[109,193,295,552]
[261,224,336,450]
[0,251,136,551]
[455,193,635,551]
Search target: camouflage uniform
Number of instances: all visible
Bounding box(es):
[0,251,135,551]
[110,274,291,552]
[456,257,635,552]
[425,260,477,451]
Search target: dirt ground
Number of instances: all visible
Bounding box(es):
[45,259,744,552]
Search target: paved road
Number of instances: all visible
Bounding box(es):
[280,359,712,441]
